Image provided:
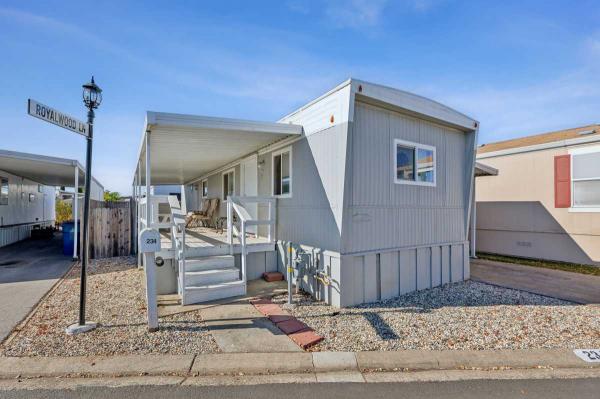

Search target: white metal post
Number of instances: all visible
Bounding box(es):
[240,220,247,284]
[470,178,477,258]
[227,201,233,255]
[73,166,79,260]
[144,132,158,332]
[267,199,272,242]
[137,163,142,267]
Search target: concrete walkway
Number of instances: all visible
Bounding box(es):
[0,234,73,343]
[159,279,300,352]
[471,258,600,304]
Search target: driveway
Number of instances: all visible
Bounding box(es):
[471,258,600,304]
[0,234,73,343]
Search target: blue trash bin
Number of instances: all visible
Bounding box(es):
[62,222,74,256]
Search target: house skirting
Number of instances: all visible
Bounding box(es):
[274,240,470,308]
[0,221,54,248]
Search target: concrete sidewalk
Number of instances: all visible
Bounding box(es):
[0,235,73,343]
[0,349,598,380]
[471,259,600,304]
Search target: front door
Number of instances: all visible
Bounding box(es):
[240,155,258,235]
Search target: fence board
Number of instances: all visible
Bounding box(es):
[79,199,131,259]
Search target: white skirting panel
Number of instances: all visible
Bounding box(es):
[338,241,470,307]
[0,222,52,248]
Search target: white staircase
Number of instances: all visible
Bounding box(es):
[180,255,246,304]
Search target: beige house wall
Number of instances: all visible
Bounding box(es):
[476,144,600,266]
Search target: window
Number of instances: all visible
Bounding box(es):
[571,149,600,209]
[29,193,35,202]
[38,184,43,193]
[272,147,292,197]
[0,177,7,205]
[394,139,436,186]
[201,179,208,198]
[222,169,234,200]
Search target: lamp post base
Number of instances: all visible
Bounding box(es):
[65,322,97,335]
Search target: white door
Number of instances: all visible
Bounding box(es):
[240,155,258,235]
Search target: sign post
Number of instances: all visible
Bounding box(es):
[139,228,160,331]
[28,77,102,336]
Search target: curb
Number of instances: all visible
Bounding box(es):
[0,349,598,380]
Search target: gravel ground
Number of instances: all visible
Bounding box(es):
[1,257,220,357]
[272,281,600,351]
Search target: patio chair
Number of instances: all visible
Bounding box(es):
[193,198,220,228]
[184,199,212,228]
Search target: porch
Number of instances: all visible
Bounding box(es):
[132,112,302,305]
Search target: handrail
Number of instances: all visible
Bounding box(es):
[227,196,277,287]
[167,195,186,299]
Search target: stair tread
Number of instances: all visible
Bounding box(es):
[185,267,238,275]
[185,280,245,290]
[186,255,234,262]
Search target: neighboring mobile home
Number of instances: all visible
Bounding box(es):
[133,79,479,307]
[476,124,600,267]
[0,149,104,249]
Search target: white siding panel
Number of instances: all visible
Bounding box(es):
[416,247,431,290]
[399,248,416,294]
[380,251,399,300]
[450,244,464,282]
[441,245,451,284]
[431,246,442,287]
[363,254,378,303]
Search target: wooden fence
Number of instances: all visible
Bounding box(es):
[78,199,132,259]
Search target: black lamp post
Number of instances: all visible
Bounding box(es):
[67,77,102,334]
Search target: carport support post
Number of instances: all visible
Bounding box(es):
[137,163,142,268]
[145,131,159,332]
[470,178,477,258]
[73,166,79,260]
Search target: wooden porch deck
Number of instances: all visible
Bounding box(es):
[160,226,273,256]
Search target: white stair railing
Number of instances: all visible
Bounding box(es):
[167,196,187,299]
[227,196,276,285]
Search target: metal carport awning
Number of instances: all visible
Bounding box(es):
[134,112,303,185]
[0,149,86,187]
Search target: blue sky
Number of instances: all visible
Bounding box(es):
[1,0,599,194]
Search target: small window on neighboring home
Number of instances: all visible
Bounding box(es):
[222,170,234,200]
[29,193,35,202]
[394,139,436,186]
[38,184,43,193]
[273,148,292,197]
[572,150,600,208]
[0,177,8,205]
[201,179,208,198]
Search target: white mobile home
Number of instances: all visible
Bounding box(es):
[133,79,478,307]
[0,149,104,249]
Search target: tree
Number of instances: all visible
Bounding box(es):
[55,199,72,224]
[103,191,121,202]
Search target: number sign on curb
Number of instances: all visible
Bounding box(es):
[28,99,89,137]
[574,349,600,363]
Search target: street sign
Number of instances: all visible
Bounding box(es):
[28,99,89,137]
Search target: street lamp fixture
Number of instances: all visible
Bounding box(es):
[82,76,102,110]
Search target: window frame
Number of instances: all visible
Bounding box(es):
[271,146,293,198]
[221,168,235,201]
[0,177,8,206]
[201,179,208,199]
[569,145,600,213]
[393,139,436,187]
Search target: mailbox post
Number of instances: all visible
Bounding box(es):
[139,227,160,332]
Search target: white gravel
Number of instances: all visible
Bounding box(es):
[1,256,219,357]
[272,281,600,351]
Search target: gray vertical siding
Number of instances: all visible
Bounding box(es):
[343,101,471,254]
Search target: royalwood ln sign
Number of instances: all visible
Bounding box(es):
[27,99,89,137]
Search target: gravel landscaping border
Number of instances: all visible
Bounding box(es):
[1,256,220,357]
[272,281,600,352]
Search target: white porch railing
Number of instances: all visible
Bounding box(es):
[138,195,172,230]
[227,196,276,285]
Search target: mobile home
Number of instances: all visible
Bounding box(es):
[476,124,600,266]
[133,79,479,307]
[0,149,104,249]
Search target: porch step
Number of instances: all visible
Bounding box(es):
[185,267,239,286]
[183,280,246,304]
[184,255,235,272]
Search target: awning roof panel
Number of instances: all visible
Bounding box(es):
[0,149,86,187]
[137,112,303,185]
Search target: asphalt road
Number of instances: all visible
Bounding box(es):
[0,234,73,342]
[2,379,600,399]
